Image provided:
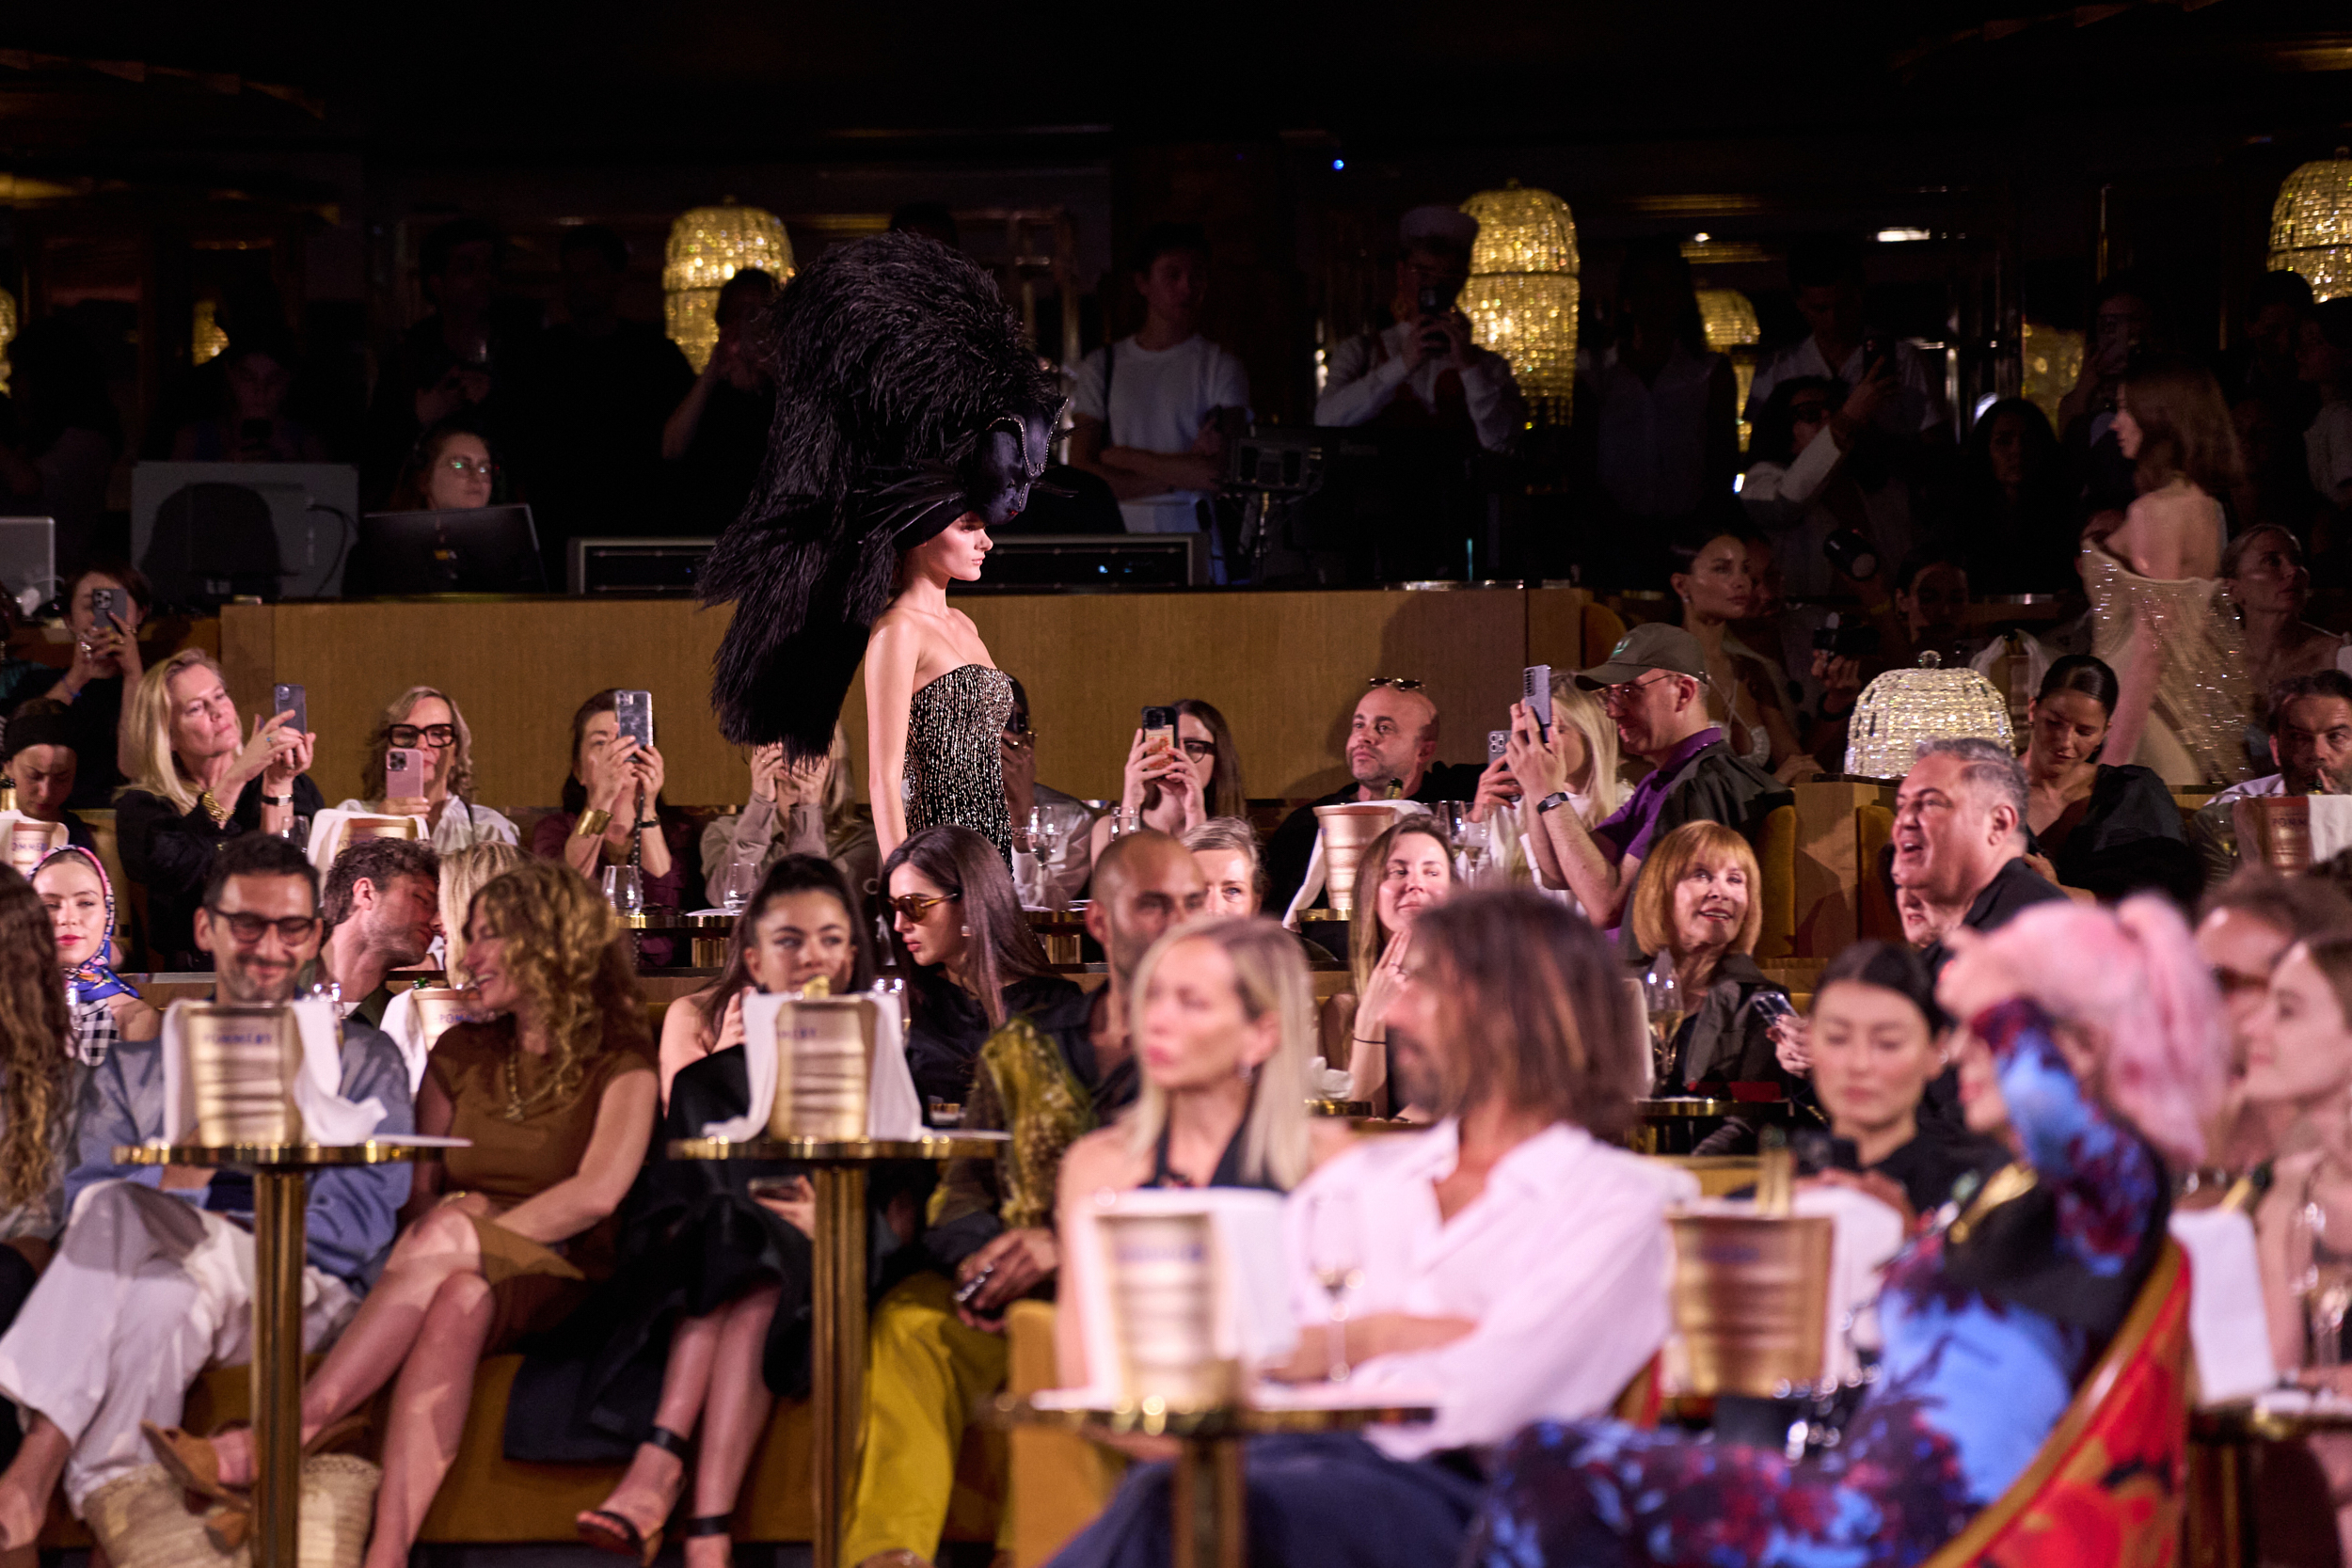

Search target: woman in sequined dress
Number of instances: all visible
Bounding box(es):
[2086,357,2257,789]
[865,509,1016,863]
[1462,896,2222,1568]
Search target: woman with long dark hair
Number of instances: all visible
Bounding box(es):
[2018,653,2195,903]
[1947,397,2074,595]
[1087,697,1247,862]
[1667,523,1806,776]
[531,689,700,961]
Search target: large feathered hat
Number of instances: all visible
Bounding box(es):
[700,231,1062,758]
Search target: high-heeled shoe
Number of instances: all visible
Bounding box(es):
[144,1414,373,1552]
[576,1425,691,1565]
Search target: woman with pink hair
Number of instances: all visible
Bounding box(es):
[1462,896,2219,1568]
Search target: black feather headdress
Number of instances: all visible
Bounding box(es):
[700,232,1062,760]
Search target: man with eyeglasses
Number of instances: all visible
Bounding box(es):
[1263,676,1487,918]
[0,834,410,1535]
[315,837,441,1042]
[2192,671,2352,889]
[1517,624,1792,943]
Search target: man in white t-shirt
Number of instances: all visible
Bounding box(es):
[1746,237,1950,442]
[1067,222,1250,539]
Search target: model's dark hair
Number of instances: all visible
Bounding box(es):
[322,838,440,931]
[202,832,319,913]
[1413,890,1641,1137]
[2120,356,2241,497]
[0,868,72,1213]
[696,855,876,1034]
[1131,221,1210,276]
[1665,519,1762,614]
[881,825,1049,1030]
[2036,654,2122,717]
[1614,236,1709,360]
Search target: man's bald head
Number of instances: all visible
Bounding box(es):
[1347,686,1439,796]
[1087,829,1208,984]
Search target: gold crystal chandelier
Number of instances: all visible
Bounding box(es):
[0,287,14,395]
[2268,150,2352,303]
[663,201,795,372]
[1696,288,1759,449]
[1459,182,1579,425]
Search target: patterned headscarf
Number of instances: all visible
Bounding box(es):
[34,846,132,1006]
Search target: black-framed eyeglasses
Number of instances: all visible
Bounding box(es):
[387,723,457,749]
[1180,738,1217,762]
[201,907,321,944]
[1367,675,1426,691]
[888,891,961,922]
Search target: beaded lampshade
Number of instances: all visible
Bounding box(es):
[1459,182,1579,425]
[0,286,14,395]
[663,202,795,372]
[1697,288,1760,448]
[191,299,230,366]
[2268,150,2352,302]
[1843,653,2014,781]
[2020,321,2083,436]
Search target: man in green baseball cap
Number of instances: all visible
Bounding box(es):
[1507,622,1790,943]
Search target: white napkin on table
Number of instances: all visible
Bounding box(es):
[2169,1208,2280,1405]
[1280,800,1428,931]
[700,987,924,1143]
[156,997,400,1147]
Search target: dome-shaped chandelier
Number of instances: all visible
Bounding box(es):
[1696,288,1760,449]
[1459,182,1579,425]
[2268,150,2352,303]
[664,201,795,372]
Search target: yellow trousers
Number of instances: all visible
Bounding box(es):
[840,1271,1009,1567]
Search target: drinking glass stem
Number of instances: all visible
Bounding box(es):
[1326,1292,1351,1383]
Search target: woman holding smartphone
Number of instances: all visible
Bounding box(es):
[532,690,697,958]
[1087,699,1246,867]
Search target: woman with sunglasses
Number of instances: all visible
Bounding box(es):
[332,686,518,852]
[1087,698,1247,865]
[886,824,1075,1117]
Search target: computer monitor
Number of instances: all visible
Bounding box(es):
[0,518,56,615]
[351,506,548,595]
[130,463,361,601]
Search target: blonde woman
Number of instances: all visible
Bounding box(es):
[160,861,658,1568]
[378,841,528,1090]
[698,721,879,913]
[114,648,316,968]
[1473,676,1625,900]
[334,686,519,851]
[1054,918,1351,1387]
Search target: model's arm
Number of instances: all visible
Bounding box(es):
[866,618,921,860]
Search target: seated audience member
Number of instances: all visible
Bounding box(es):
[1515,624,1793,943]
[1066,223,1249,542]
[2197,868,2352,1170]
[2225,525,2345,731]
[1183,816,1264,917]
[317,838,441,1027]
[10,565,149,809]
[1263,679,1491,916]
[1772,941,2009,1212]
[1088,698,1248,865]
[1629,822,1787,1108]
[2,704,92,848]
[1055,919,1351,1379]
[382,412,500,513]
[0,835,410,1539]
[167,331,327,464]
[885,824,1080,1116]
[156,860,656,1568]
[533,856,875,1565]
[1892,737,2066,973]
[656,853,871,1102]
[1668,524,1807,778]
[1739,374,1916,602]
[334,686,519,851]
[662,266,782,535]
[1945,396,2075,596]
[1000,676,1095,907]
[1055,891,1662,1568]
[533,689,698,963]
[1885,549,1983,672]
[1315,206,1528,455]
[1465,895,2217,1567]
[1343,818,1458,1116]
[116,649,320,970]
[843,832,1203,1568]
[1477,674,1626,904]
[700,723,878,914]
[2192,671,2352,886]
[33,847,158,1066]
[379,841,526,1089]
[2019,654,2196,903]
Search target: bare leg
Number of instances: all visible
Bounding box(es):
[0,1417,68,1548]
[362,1270,496,1568]
[581,1305,722,1540]
[689,1283,783,1567]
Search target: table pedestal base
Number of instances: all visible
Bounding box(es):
[1170,1438,1246,1568]
[251,1169,308,1568]
[811,1165,868,1568]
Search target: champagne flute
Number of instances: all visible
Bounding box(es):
[1306,1190,1366,1383]
[1642,955,1686,1093]
[1457,815,1492,886]
[2296,1198,2352,1369]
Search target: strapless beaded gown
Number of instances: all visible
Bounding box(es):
[904,664,1015,861]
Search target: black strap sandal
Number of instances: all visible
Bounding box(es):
[683,1513,733,1537]
[576,1427,696,1564]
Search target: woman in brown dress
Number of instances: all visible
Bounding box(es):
[167,860,659,1568]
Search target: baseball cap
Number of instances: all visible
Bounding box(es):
[1573,624,1709,689]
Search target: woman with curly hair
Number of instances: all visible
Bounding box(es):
[0,867,82,1465]
[176,860,658,1568]
[332,685,519,852]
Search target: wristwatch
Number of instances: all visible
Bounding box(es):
[1534,790,1574,816]
[261,792,293,807]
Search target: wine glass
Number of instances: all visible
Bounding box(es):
[1457,815,1492,886]
[1642,955,1686,1093]
[1306,1190,1366,1383]
[717,854,760,914]
[601,865,644,916]
[2296,1199,2352,1369]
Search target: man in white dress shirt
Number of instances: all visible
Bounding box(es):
[1746,237,1949,443]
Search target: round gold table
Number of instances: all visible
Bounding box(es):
[669,1133,1007,1568]
[2189,1398,2352,1568]
[989,1393,1436,1568]
[682,910,737,967]
[115,1142,444,1568]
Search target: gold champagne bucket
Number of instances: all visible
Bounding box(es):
[1312,803,1411,917]
[404,988,474,1060]
[768,995,878,1140]
[7,819,57,877]
[2250,796,2314,873]
[183,1003,304,1145]
[1100,1208,1236,1409]
[327,814,421,864]
[1667,1212,1834,1397]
